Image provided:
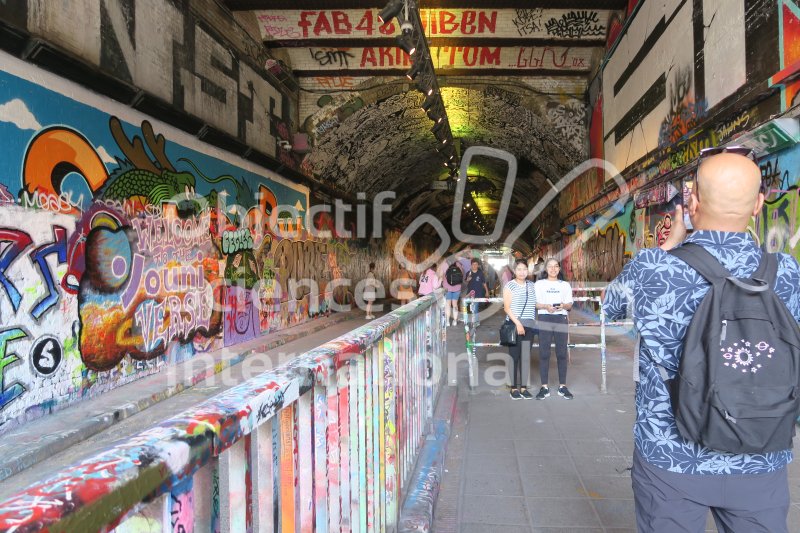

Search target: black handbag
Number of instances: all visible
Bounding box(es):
[499,319,517,346]
[499,282,529,347]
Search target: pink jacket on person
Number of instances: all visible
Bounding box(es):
[418,268,441,296]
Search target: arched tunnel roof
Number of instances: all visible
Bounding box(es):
[225,0,628,254]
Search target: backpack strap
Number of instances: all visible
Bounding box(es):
[751,249,778,286]
[668,243,731,282]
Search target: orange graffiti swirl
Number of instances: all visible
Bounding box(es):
[23,127,109,214]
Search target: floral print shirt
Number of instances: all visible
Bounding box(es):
[604,231,800,474]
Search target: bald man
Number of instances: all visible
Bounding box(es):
[604,152,800,532]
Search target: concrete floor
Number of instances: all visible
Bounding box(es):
[435,311,800,532]
[5,305,800,531]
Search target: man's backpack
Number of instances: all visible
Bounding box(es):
[667,243,800,454]
[446,264,463,285]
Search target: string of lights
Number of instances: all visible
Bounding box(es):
[379,0,459,175]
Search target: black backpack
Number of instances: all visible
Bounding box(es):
[446,264,463,285]
[667,243,800,454]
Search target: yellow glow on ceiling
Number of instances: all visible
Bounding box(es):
[439,87,473,137]
[472,193,498,216]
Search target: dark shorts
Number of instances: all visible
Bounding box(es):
[631,450,789,532]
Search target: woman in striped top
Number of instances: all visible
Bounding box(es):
[503,259,537,400]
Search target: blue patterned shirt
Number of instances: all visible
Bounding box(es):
[604,231,800,474]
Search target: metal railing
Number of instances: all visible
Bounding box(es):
[462,286,633,393]
[0,292,446,533]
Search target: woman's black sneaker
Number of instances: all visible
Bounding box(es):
[520,388,534,400]
[535,386,550,400]
[510,389,522,400]
[557,386,574,400]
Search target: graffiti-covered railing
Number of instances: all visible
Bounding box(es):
[0,292,446,532]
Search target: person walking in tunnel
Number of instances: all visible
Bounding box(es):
[363,262,378,320]
[486,263,498,297]
[417,264,440,298]
[500,263,514,286]
[604,150,800,533]
[464,258,488,326]
[503,259,537,400]
[443,260,464,326]
[396,264,415,305]
[534,258,574,400]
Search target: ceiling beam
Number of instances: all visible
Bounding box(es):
[292,68,591,77]
[227,1,627,10]
[264,37,606,48]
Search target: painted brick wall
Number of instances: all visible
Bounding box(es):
[0,6,432,432]
[555,0,800,284]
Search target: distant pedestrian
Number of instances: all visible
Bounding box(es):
[363,262,378,320]
[443,260,464,326]
[418,265,441,297]
[464,258,488,325]
[486,264,498,297]
[396,265,415,305]
[500,264,514,285]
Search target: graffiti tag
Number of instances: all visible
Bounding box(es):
[0,328,27,412]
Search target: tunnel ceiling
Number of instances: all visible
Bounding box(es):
[226,0,627,251]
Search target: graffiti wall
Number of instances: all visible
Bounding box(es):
[559,140,800,283]
[753,145,800,256]
[601,0,781,173]
[0,0,295,163]
[0,50,422,431]
[561,1,800,283]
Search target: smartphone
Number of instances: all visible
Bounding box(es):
[553,303,562,308]
[682,181,694,231]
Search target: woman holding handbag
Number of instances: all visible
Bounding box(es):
[502,259,537,400]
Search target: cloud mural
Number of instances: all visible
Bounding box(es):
[0,98,42,131]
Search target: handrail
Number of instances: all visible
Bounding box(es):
[0,292,446,532]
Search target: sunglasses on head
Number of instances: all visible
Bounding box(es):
[698,146,756,161]
[697,146,766,194]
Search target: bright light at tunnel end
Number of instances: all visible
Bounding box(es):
[394,149,629,282]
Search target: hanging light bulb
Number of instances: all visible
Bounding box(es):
[396,29,416,56]
[378,0,405,25]
[422,92,438,111]
[406,61,423,80]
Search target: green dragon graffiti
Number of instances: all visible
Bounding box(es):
[102,117,242,208]
[101,168,197,205]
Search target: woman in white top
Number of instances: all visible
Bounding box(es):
[533,258,574,400]
[364,262,378,319]
[503,259,537,400]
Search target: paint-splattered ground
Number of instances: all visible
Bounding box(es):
[436,313,800,532]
